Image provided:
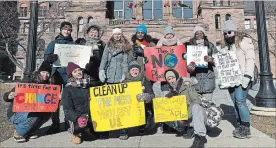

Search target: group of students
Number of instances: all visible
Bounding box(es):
[3,19,255,148]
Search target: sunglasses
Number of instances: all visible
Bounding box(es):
[224,31,233,35]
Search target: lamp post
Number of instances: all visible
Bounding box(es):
[23,1,38,79]
[255,1,276,108]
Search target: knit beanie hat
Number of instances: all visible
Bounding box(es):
[38,61,52,74]
[136,25,147,34]
[164,25,174,36]
[128,61,141,71]
[112,28,122,35]
[66,62,80,76]
[60,21,72,31]
[223,20,237,32]
[193,25,206,35]
[164,69,179,80]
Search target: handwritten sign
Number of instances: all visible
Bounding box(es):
[53,44,91,68]
[90,82,145,132]
[214,51,243,88]
[153,95,188,122]
[13,83,61,112]
[144,45,187,82]
[187,45,208,68]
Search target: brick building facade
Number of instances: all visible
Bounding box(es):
[13,0,276,79]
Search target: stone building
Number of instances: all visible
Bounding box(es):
[13,0,276,80]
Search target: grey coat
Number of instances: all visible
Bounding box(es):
[99,46,128,83]
[188,40,218,94]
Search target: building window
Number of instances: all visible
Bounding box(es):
[172,0,193,19]
[24,23,29,33]
[213,0,217,6]
[38,5,47,17]
[244,19,250,29]
[225,14,231,20]
[143,0,163,19]
[114,0,133,19]
[58,3,66,17]
[220,0,223,6]
[88,16,93,23]
[215,14,221,29]
[78,17,84,33]
[228,0,231,6]
[254,20,257,29]
[19,4,28,17]
[54,23,60,33]
[44,23,50,32]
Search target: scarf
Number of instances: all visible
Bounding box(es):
[124,72,144,83]
[157,36,182,46]
[196,39,204,45]
[136,39,148,47]
[66,73,91,88]
[85,36,100,56]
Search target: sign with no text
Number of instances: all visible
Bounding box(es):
[13,83,61,112]
[90,82,145,132]
[153,95,188,123]
[144,45,187,82]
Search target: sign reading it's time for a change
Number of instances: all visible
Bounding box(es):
[90,82,145,132]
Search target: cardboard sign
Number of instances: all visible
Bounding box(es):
[90,82,145,132]
[187,45,208,68]
[13,83,61,112]
[153,95,188,122]
[214,51,243,88]
[53,44,91,68]
[144,45,187,82]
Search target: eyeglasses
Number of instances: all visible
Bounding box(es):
[224,31,233,35]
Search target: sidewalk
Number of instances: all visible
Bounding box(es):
[1,86,275,147]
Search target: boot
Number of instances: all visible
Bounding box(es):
[232,120,241,135]
[72,134,82,144]
[183,127,194,139]
[119,129,129,140]
[233,125,251,139]
[45,122,60,135]
[190,134,207,148]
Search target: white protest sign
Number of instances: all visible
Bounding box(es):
[214,51,243,88]
[53,44,91,68]
[187,45,208,68]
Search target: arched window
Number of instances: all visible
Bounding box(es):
[225,14,231,21]
[88,16,93,23]
[172,0,193,19]
[19,3,28,17]
[78,17,84,33]
[215,14,221,29]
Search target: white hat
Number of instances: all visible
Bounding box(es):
[112,28,122,35]
[223,20,237,32]
[193,25,206,35]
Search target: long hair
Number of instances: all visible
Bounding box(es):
[189,34,211,48]
[106,34,132,53]
[30,71,55,84]
[219,31,248,48]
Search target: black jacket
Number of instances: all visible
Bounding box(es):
[62,86,90,122]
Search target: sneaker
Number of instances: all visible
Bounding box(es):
[72,134,82,144]
[233,125,251,139]
[45,123,60,135]
[13,131,27,143]
[28,133,39,139]
[189,134,207,148]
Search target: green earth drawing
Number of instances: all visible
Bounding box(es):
[164,54,178,68]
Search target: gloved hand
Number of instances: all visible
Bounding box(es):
[187,61,196,73]
[241,76,251,88]
[133,45,144,57]
[77,116,88,128]
[136,93,154,103]
[47,54,58,63]
[204,55,215,64]
[8,92,17,100]
[99,70,106,83]
[120,74,125,82]
[165,91,178,98]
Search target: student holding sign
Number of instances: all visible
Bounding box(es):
[2,61,54,143]
[62,62,104,144]
[119,61,155,140]
[216,20,255,139]
[99,28,131,84]
[186,25,218,102]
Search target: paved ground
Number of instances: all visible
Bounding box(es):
[1,83,276,147]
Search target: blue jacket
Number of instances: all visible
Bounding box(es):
[44,35,74,84]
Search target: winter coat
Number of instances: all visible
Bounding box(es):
[44,35,75,84]
[187,38,218,93]
[62,86,90,122]
[99,46,128,84]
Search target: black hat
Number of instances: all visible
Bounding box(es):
[38,61,52,74]
[60,21,72,31]
[164,69,179,81]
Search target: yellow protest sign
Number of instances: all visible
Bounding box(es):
[153,95,188,123]
[90,82,145,132]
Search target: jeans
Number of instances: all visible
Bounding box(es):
[200,93,213,102]
[228,85,250,123]
[9,112,51,136]
[191,104,207,137]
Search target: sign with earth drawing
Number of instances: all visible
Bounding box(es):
[144,45,187,82]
